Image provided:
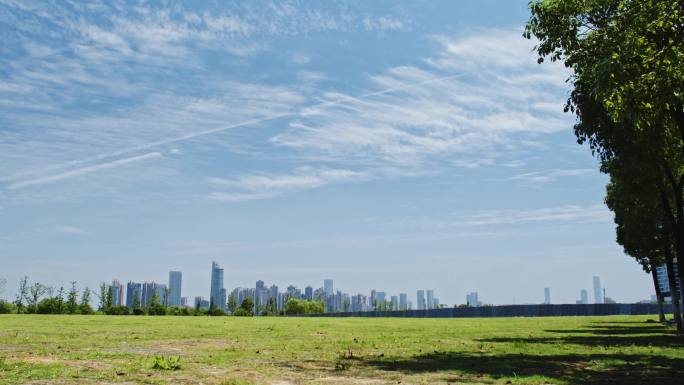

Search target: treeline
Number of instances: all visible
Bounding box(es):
[526,1,684,332]
[0,277,324,316]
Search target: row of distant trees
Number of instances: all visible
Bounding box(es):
[526,0,684,332]
[0,276,324,316]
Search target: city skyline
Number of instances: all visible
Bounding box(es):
[1,260,634,310]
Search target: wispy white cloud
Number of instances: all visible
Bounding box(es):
[208,167,365,202]
[510,169,593,183]
[272,30,571,169]
[53,225,90,236]
[391,205,612,230]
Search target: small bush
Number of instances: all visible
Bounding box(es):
[233,308,252,317]
[151,355,181,370]
[148,304,167,316]
[132,308,145,315]
[208,307,226,316]
[0,301,16,314]
[104,306,131,315]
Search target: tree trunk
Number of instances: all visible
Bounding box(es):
[650,261,666,323]
[660,200,684,332]
[665,250,683,332]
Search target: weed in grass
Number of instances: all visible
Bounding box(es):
[151,355,181,370]
[221,379,255,385]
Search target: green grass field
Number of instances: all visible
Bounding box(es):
[0,315,682,385]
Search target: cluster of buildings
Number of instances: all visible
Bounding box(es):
[106,261,447,313]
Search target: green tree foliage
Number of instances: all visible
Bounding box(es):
[148,290,166,315]
[0,300,16,314]
[79,287,94,315]
[14,276,29,311]
[227,292,237,314]
[233,298,254,316]
[27,282,47,313]
[526,0,684,331]
[66,282,78,314]
[283,298,324,315]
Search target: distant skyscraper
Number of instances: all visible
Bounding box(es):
[656,263,681,294]
[399,293,408,310]
[324,279,333,296]
[467,292,479,307]
[210,262,226,310]
[391,295,398,310]
[168,271,182,306]
[426,290,434,310]
[417,290,426,310]
[593,276,602,304]
[126,281,142,308]
[110,279,124,307]
[141,282,167,306]
[544,287,551,305]
[580,289,589,304]
[304,286,313,301]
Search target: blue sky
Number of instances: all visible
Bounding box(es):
[0,0,652,305]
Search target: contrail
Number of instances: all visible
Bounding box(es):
[7,152,163,190]
[6,73,460,189]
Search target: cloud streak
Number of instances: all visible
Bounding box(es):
[208,167,365,202]
[7,152,163,190]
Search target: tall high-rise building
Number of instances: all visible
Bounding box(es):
[391,295,398,310]
[544,287,551,305]
[110,279,124,307]
[324,279,334,296]
[399,293,408,310]
[168,271,182,307]
[141,282,167,306]
[656,263,681,294]
[426,290,434,310]
[580,289,589,304]
[417,290,426,310]
[593,276,602,304]
[210,261,226,310]
[126,281,142,308]
[304,286,313,301]
[467,292,479,307]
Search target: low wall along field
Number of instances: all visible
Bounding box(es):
[303,303,667,318]
[0,314,682,385]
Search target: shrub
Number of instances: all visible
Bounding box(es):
[233,308,251,317]
[148,304,167,316]
[104,306,131,315]
[132,307,145,316]
[208,306,226,316]
[79,303,95,315]
[151,355,180,370]
[0,301,15,314]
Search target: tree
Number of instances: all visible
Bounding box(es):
[234,298,254,316]
[66,282,78,314]
[55,286,66,314]
[283,298,324,315]
[27,282,47,313]
[14,276,29,310]
[79,287,94,315]
[96,282,112,311]
[526,0,684,328]
[147,289,166,315]
[605,161,682,328]
[227,292,237,314]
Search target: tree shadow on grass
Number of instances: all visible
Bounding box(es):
[359,352,683,385]
[503,322,684,347]
[481,334,684,348]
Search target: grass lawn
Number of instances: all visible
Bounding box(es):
[0,314,682,385]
